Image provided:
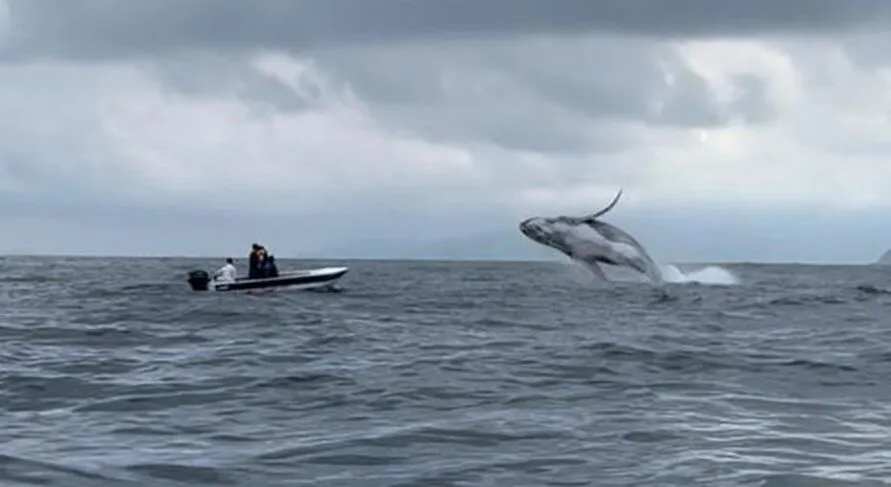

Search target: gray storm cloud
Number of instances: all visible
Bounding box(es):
[2,0,891,61]
[136,34,774,158]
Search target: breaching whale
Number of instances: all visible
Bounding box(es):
[519,189,664,283]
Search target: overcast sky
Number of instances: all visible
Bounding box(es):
[2,0,891,263]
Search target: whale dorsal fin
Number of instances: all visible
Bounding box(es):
[582,189,623,221]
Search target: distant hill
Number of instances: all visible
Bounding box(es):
[312,229,560,261]
[422,230,561,261]
[877,249,891,265]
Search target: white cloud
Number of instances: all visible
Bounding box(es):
[520,37,891,213]
[646,39,891,211]
[96,56,484,212]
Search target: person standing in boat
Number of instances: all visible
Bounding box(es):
[263,254,279,278]
[248,243,267,279]
[213,258,237,283]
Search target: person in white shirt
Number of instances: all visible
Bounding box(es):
[212,258,237,283]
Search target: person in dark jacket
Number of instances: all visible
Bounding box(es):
[263,255,279,278]
[248,243,265,279]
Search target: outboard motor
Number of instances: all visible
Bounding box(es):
[187,269,211,291]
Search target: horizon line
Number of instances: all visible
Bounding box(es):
[0,252,879,266]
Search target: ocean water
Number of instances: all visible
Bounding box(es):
[2,255,891,486]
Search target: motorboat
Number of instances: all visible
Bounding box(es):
[187,266,349,292]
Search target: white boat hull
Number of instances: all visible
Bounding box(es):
[189,266,349,292]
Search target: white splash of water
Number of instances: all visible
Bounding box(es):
[564,259,740,286]
[660,264,740,286]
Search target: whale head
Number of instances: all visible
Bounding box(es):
[519,216,551,247]
[519,216,577,257]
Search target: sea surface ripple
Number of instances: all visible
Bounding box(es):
[2,256,891,486]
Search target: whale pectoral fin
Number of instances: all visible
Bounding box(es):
[636,257,664,284]
[577,258,609,281]
[646,265,664,284]
[627,260,651,278]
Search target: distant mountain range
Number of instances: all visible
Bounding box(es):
[313,229,560,261]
